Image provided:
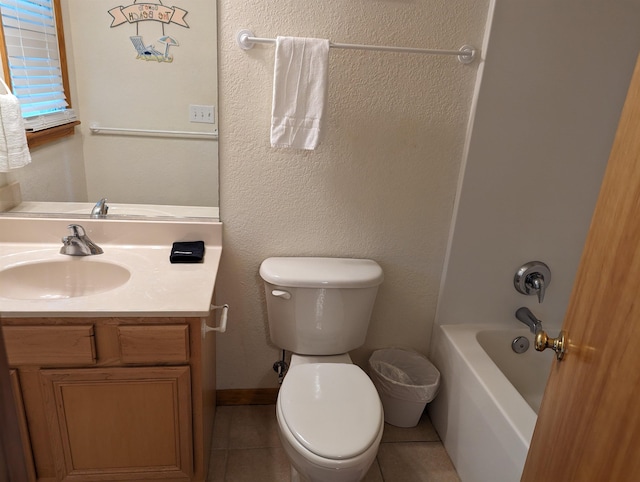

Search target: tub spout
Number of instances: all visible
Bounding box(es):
[515,307,542,334]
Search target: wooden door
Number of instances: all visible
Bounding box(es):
[522,54,640,480]
[41,366,193,482]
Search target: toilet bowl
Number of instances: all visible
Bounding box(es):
[276,354,384,482]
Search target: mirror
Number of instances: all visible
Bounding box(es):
[0,0,218,219]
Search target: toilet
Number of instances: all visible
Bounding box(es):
[259,257,385,482]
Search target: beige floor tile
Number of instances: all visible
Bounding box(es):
[377,442,460,482]
[362,458,384,482]
[224,447,291,482]
[381,411,440,443]
[211,406,233,449]
[208,405,460,481]
[207,449,227,482]
[228,404,281,449]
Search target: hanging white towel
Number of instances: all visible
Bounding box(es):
[271,36,330,150]
[0,78,30,172]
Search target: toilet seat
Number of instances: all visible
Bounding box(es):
[278,363,383,460]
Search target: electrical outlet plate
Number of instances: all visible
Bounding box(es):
[189,104,215,124]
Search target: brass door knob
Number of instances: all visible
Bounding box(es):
[535,330,566,360]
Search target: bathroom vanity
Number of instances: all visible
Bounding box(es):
[0,216,222,482]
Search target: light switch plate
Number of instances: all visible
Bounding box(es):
[189,105,215,124]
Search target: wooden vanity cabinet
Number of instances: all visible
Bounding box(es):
[9,368,37,481]
[1,315,217,482]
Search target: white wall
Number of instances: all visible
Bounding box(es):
[216,0,491,389]
[435,1,640,333]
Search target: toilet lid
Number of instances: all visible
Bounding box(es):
[279,363,382,460]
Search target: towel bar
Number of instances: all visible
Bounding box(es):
[236,29,476,64]
[90,124,218,140]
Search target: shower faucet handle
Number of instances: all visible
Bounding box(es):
[514,261,551,303]
[529,273,546,303]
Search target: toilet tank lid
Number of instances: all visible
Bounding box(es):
[260,257,384,288]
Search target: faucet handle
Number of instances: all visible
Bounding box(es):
[90,198,108,218]
[61,224,103,256]
[530,274,546,303]
[67,224,86,237]
[514,261,551,303]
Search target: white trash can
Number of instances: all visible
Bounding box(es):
[369,348,441,428]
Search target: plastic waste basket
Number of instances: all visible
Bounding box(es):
[369,348,441,427]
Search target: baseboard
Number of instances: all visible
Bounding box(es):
[216,388,279,405]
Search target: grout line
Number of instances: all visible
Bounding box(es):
[222,449,228,482]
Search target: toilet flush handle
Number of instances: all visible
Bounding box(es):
[272,290,291,300]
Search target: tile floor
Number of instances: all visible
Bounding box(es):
[208,404,460,482]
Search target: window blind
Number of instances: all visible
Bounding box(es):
[0,0,75,130]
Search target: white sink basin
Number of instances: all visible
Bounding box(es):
[0,259,131,300]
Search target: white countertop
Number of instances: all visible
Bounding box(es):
[0,217,222,318]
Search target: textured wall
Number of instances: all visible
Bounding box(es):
[436,1,640,333]
[216,0,491,388]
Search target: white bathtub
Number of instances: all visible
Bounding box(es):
[428,323,553,482]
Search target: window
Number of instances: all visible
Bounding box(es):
[0,0,78,146]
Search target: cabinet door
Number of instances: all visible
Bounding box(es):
[41,366,192,481]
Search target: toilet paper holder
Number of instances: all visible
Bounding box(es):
[202,304,230,336]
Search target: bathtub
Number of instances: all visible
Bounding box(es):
[428,324,553,482]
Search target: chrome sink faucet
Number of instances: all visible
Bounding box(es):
[515,307,542,334]
[60,224,103,256]
[90,198,108,218]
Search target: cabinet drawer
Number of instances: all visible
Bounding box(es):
[2,325,96,366]
[118,325,190,364]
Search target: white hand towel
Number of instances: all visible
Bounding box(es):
[0,92,31,172]
[271,36,330,150]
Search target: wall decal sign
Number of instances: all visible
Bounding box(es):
[108,4,188,27]
[108,1,189,63]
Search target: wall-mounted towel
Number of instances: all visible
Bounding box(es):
[0,78,31,172]
[271,36,330,150]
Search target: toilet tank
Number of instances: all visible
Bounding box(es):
[259,257,384,355]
